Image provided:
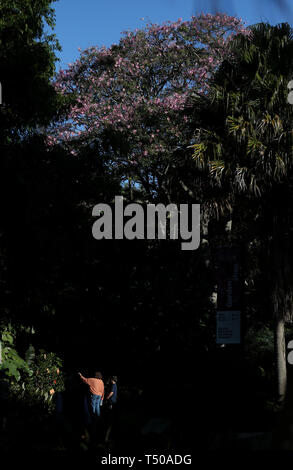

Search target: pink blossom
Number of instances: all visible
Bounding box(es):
[49,12,247,163]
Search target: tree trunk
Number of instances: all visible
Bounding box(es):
[274,317,287,403]
[271,198,293,404]
[272,317,293,449]
[270,194,293,448]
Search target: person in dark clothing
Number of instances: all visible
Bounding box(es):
[104,376,118,444]
[106,376,118,410]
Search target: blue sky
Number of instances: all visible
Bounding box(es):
[52,0,293,70]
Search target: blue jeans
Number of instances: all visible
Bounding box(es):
[90,394,102,417]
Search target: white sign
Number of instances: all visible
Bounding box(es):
[216,311,241,344]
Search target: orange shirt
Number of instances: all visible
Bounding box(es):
[80,375,104,398]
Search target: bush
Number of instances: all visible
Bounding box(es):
[1,326,65,414]
[10,349,65,413]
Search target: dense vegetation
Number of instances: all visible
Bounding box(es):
[1,0,293,456]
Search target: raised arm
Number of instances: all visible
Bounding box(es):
[78,372,89,385]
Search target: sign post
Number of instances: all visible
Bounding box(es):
[215,246,242,344]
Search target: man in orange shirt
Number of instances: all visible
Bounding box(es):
[78,371,104,418]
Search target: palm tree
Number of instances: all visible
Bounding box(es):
[190,22,293,406]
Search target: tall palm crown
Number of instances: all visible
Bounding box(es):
[191,22,293,197]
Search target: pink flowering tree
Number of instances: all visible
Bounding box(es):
[49,13,248,199]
